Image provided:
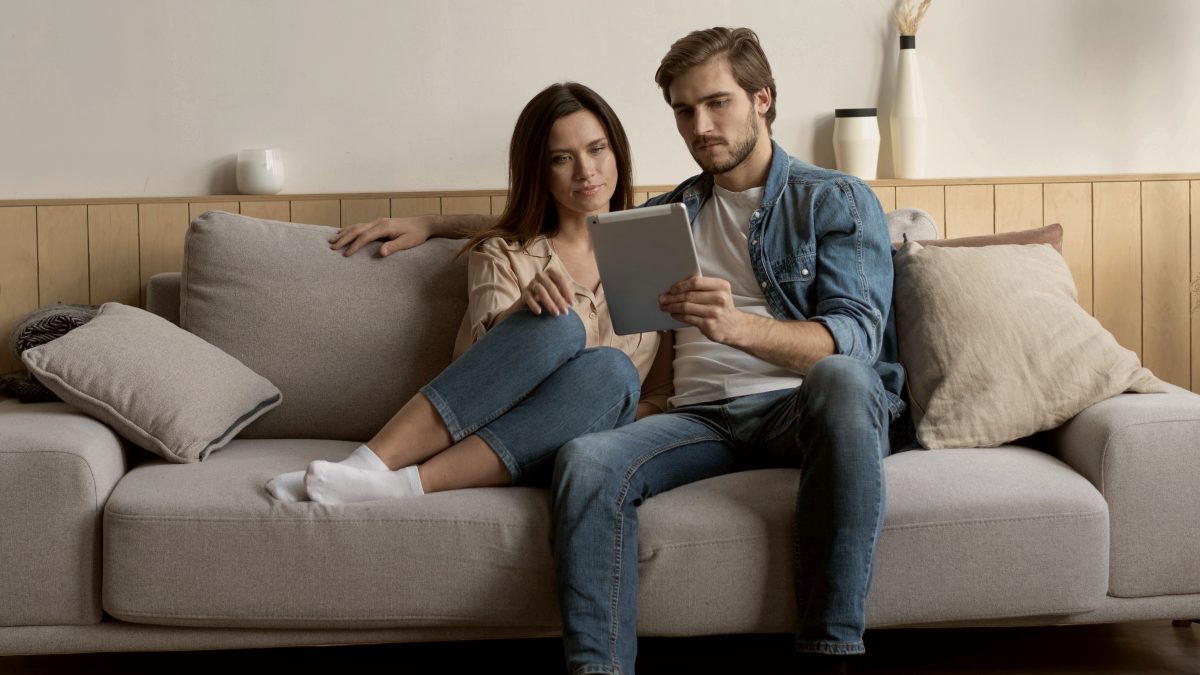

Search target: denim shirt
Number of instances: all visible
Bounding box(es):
[646,141,906,418]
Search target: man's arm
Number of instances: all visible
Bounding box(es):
[659,277,835,374]
[331,214,497,257]
[660,177,892,373]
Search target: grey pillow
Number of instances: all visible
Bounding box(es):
[21,303,282,463]
[180,211,468,441]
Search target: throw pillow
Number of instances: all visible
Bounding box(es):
[21,303,282,463]
[894,241,1162,449]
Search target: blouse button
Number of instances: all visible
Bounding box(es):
[590,311,597,319]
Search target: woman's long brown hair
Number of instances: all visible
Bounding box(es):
[460,82,634,256]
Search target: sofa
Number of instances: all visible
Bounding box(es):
[2,210,1198,657]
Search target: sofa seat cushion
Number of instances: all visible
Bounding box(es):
[103,442,1109,632]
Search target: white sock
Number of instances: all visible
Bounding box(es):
[265,444,389,502]
[305,462,425,505]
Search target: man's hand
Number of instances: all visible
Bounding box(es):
[659,276,748,345]
[523,268,575,316]
[330,217,434,257]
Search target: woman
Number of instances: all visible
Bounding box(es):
[266,82,672,504]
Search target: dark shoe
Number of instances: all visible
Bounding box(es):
[794,652,848,675]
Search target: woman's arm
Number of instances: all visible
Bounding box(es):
[331,214,498,257]
[635,331,674,419]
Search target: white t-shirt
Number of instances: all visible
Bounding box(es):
[669,184,806,408]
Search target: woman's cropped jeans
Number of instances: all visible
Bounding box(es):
[551,355,893,675]
[420,308,640,483]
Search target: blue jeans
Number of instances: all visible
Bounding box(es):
[551,355,893,675]
[421,308,640,483]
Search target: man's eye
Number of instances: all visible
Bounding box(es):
[712,99,729,108]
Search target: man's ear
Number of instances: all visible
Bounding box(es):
[753,87,772,117]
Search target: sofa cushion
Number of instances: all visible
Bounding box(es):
[102,442,1108,631]
[180,211,469,441]
[894,241,1163,449]
[20,303,281,463]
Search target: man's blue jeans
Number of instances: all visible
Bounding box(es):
[551,355,893,675]
[421,308,640,483]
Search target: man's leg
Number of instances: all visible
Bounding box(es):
[551,413,736,675]
[755,355,892,659]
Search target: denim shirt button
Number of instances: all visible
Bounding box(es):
[760,280,767,288]
[801,268,809,276]
[751,239,758,245]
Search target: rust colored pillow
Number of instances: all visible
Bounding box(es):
[901,223,1063,253]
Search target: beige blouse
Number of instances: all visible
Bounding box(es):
[452,236,673,412]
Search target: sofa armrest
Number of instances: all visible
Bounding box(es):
[1052,384,1200,598]
[146,272,181,325]
[0,400,128,626]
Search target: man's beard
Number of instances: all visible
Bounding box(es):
[691,108,759,175]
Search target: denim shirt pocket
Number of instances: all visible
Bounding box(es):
[771,250,817,317]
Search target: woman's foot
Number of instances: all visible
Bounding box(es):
[265,445,389,502]
[305,462,425,504]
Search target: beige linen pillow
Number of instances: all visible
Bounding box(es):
[21,303,282,463]
[894,241,1163,449]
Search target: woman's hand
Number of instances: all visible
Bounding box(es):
[330,216,435,257]
[522,268,575,316]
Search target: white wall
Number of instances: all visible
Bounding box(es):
[1,0,1197,199]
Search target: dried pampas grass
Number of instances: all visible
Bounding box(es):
[893,0,933,36]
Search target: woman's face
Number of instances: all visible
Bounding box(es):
[546,110,618,222]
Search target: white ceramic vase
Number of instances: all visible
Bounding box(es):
[236,148,285,195]
[833,108,880,180]
[890,35,927,179]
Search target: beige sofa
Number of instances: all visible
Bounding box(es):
[2,211,1198,656]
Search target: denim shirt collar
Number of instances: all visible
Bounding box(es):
[678,139,791,220]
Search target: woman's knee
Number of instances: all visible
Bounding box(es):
[503,307,587,355]
[570,347,640,397]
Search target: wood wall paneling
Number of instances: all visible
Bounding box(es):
[189,201,240,222]
[290,200,340,227]
[944,185,994,239]
[1140,181,1191,387]
[1092,182,1143,356]
[1044,182,1093,313]
[633,191,650,207]
[390,197,441,218]
[87,204,140,306]
[1192,181,1200,393]
[895,186,945,237]
[240,200,290,221]
[995,184,1043,233]
[872,186,896,213]
[138,203,190,307]
[490,195,508,216]
[0,207,38,374]
[440,196,492,216]
[36,205,89,307]
[341,199,390,228]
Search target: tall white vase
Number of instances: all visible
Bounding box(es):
[890,35,927,178]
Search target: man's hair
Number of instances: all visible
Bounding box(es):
[460,82,633,256]
[654,27,777,131]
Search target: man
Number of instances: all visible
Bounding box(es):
[340,26,904,675]
[548,27,904,675]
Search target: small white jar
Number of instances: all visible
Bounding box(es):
[236,148,285,195]
[832,109,880,180]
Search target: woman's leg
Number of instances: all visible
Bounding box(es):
[267,308,585,501]
[306,346,640,503]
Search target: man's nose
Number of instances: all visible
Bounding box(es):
[693,108,713,137]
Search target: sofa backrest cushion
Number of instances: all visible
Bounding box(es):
[180,211,468,441]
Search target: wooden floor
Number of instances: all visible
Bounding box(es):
[2,620,1197,674]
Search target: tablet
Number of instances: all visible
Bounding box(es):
[587,202,702,335]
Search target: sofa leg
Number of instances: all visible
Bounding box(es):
[1171,619,1198,627]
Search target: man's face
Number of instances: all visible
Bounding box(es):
[667,57,770,175]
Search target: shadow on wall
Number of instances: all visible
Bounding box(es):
[207,154,238,196]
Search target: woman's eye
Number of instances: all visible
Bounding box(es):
[590,145,607,155]
[552,155,571,165]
